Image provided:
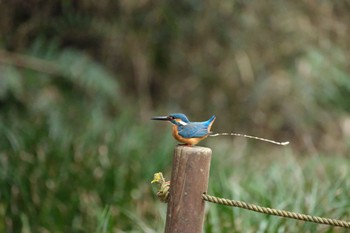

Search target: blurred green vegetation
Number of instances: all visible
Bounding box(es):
[1,1,350,232]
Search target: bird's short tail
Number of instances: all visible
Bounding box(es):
[209,132,289,146]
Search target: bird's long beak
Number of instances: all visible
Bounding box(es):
[151,116,169,121]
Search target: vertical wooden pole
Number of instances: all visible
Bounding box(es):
[165,145,212,233]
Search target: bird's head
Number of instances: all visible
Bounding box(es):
[151,113,190,126]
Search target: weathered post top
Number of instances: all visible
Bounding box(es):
[165,145,212,233]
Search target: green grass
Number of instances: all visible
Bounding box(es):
[204,140,350,233]
[0,71,349,233]
[2,118,350,233]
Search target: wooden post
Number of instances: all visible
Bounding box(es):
[165,145,212,233]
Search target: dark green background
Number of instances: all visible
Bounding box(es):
[1,1,350,232]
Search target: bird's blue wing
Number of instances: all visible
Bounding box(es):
[178,123,209,138]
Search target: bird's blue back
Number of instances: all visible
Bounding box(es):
[177,115,215,138]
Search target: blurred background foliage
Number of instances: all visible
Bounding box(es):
[1,0,350,232]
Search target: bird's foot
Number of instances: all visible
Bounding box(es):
[178,143,193,147]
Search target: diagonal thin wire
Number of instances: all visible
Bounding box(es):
[202,193,350,228]
[209,133,289,146]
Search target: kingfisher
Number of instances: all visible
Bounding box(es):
[152,113,290,146]
[151,113,216,146]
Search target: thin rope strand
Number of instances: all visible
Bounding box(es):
[210,133,289,146]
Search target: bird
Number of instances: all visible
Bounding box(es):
[151,113,289,146]
[151,113,216,146]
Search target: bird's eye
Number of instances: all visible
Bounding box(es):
[168,116,175,120]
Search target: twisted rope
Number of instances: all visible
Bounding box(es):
[203,193,350,228]
[152,172,350,229]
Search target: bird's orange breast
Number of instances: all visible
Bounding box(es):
[172,125,207,146]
